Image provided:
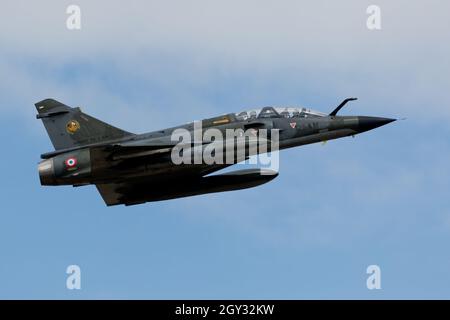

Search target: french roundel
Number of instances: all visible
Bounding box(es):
[65,157,77,168]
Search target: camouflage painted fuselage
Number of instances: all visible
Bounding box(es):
[36,99,395,205]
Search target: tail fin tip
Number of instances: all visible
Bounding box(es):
[35,98,72,113]
[35,98,133,150]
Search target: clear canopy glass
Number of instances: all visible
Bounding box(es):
[234,106,327,121]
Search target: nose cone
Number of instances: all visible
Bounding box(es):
[357,116,396,133]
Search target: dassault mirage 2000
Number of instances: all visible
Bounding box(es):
[36,98,395,206]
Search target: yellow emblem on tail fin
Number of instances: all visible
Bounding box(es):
[66,120,80,134]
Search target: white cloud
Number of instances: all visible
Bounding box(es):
[1,0,449,124]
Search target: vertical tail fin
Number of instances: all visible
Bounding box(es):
[35,99,133,150]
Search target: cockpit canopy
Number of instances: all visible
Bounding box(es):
[234,106,327,121]
[200,106,327,128]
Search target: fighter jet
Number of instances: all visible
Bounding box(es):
[36,98,395,206]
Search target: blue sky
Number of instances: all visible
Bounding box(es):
[0,0,450,299]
